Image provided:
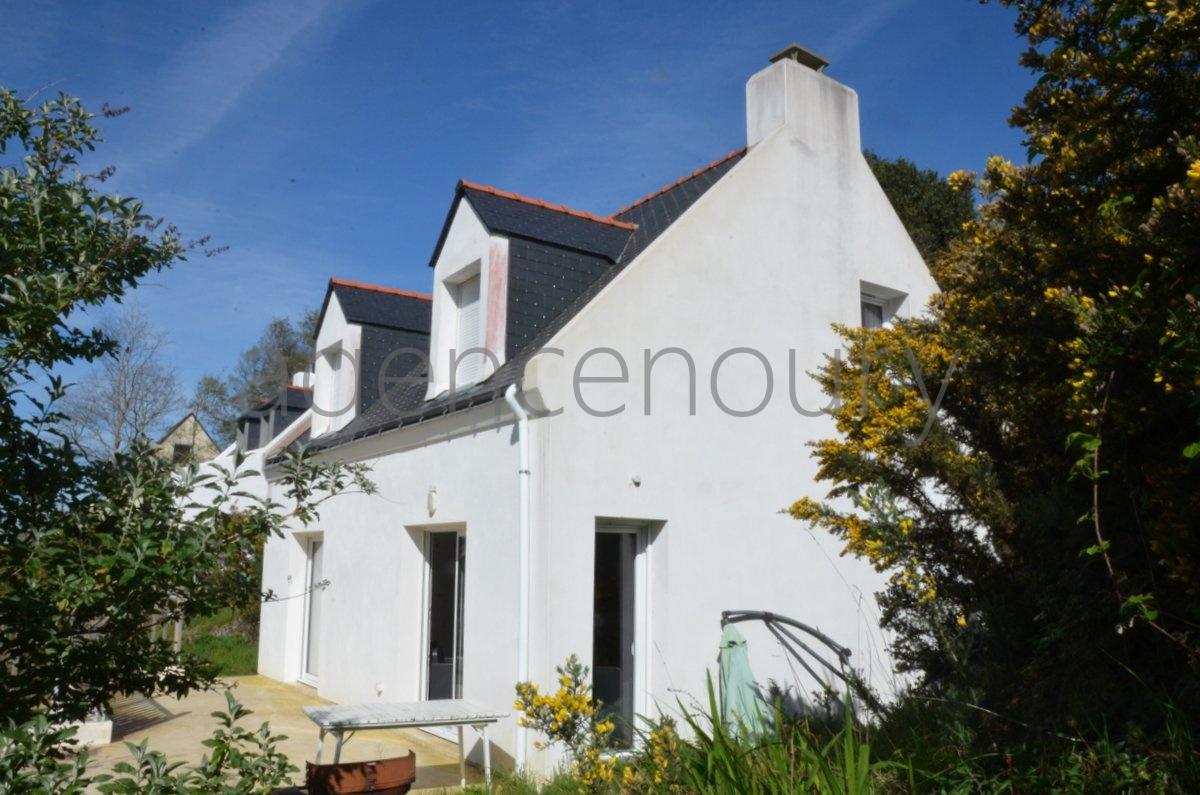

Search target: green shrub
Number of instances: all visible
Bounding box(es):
[0,692,295,794]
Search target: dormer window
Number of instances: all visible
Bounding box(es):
[453,272,483,384]
[426,192,511,398]
[314,343,354,434]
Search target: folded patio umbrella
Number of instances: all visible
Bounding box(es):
[718,623,771,741]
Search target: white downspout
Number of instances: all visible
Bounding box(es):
[502,384,531,771]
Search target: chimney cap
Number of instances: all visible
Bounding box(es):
[769,44,829,72]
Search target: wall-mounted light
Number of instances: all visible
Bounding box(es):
[427,485,438,517]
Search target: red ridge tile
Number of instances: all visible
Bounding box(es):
[459,179,637,231]
[330,277,432,301]
[614,147,747,216]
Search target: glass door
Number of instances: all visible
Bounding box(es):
[425,531,465,701]
[593,526,644,747]
[301,537,324,685]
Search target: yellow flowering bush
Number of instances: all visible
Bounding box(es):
[946,169,977,192]
[617,718,682,792]
[514,655,617,790]
[793,0,1200,746]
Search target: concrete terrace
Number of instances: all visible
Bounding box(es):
[88,676,484,791]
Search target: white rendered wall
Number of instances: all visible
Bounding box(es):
[259,402,522,765]
[515,59,937,766]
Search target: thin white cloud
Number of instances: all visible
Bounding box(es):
[822,0,917,64]
[121,0,342,174]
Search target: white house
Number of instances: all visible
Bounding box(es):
[254,46,937,772]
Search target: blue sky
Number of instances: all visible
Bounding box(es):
[4,0,1030,394]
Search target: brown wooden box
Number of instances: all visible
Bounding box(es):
[305,751,416,794]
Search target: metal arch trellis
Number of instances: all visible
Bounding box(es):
[720,609,882,714]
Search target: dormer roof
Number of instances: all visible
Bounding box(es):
[428,181,636,267]
[317,277,433,335]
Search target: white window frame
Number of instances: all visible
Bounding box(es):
[859,280,908,329]
[299,535,324,688]
[443,261,484,388]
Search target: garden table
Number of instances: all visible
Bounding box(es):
[303,699,508,787]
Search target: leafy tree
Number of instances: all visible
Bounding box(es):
[192,311,318,446]
[59,306,182,459]
[865,151,975,263]
[792,0,1200,742]
[0,86,372,727]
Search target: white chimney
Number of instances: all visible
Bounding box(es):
[291,370,313,388]
[746,44,861,154]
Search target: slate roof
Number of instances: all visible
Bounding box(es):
[242,385,313,418]
[304,146,747,453]
[319,278,433,334]
[428,181,635,266]
[614,148,745,262]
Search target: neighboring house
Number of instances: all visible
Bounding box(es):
[155,412,220,465]
[191,383,317,513]
[236,384,314,453]
[255,47,938,772]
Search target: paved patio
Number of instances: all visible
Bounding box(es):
[88,676,485,791]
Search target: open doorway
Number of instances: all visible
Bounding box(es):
[593,522,648,747]
[424,529,466,702]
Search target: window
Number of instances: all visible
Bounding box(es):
[315,346,350,435]
[171,443,192,464]
[860,299,885,329]
[453,274,483,384]
[859,281,907,329]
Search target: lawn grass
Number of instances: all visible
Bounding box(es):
[182,607,259,676]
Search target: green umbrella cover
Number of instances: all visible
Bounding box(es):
[718,623,771,741]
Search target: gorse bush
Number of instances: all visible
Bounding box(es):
[515,655,619,788]
[792,0,1200,754]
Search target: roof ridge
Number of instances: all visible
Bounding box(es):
[459,179,637,231]
[614,147,747,216]
[330,277,432,301]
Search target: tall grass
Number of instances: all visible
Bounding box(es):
[467,685,1199,793]
[666,680,904,794]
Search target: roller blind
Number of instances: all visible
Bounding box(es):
[455,275,482,383]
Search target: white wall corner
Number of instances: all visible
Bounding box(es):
[745,58,861,155]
